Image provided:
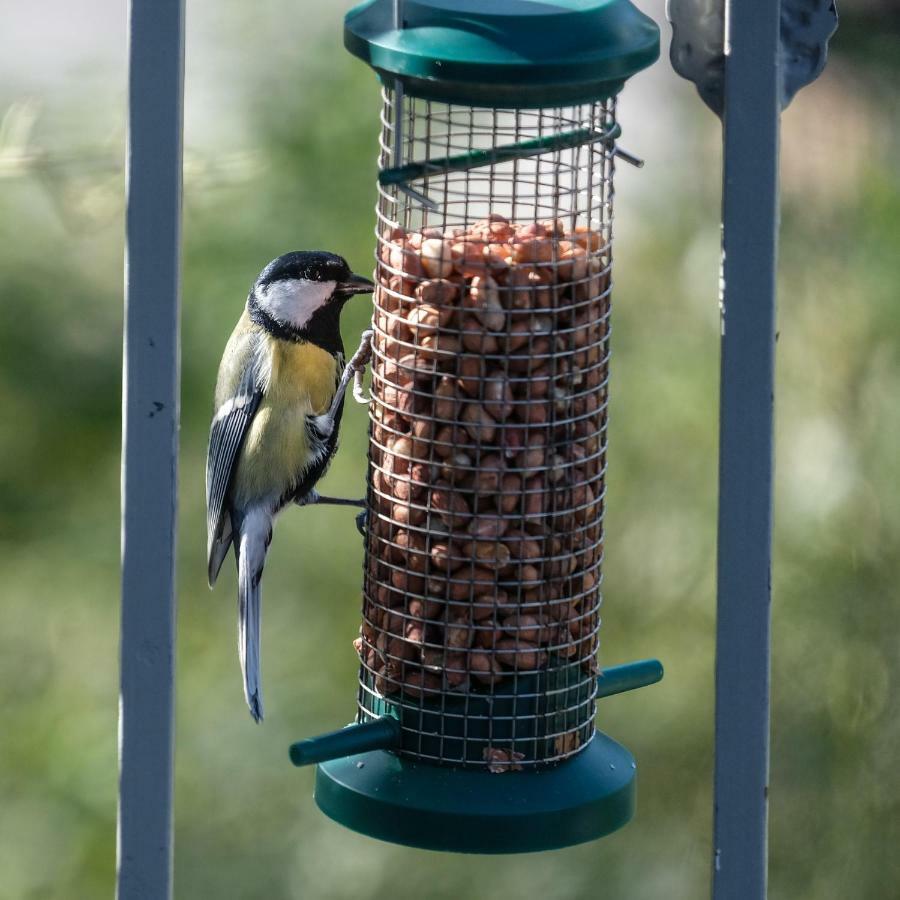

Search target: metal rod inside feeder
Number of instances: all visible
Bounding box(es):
[378,123,623,187]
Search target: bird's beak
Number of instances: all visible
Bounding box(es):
[336,273,375,297]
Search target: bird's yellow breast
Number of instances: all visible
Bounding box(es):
[266,337,340,414]
[232,333,340,503]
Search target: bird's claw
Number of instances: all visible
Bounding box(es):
[294,488,320,508]
[352,368,371,405]
[347,329,373,406]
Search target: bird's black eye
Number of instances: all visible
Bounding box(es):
[326,260,351,283]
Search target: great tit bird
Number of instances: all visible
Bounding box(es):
[206,251,374,722]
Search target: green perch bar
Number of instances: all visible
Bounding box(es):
[597,658,664,698]
[289,658,662,767]
[289,716,401,767]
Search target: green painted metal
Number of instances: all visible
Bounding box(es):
[289,717,400,767]
[344,0,660,108]
[314,733,636,853]
[290,660,662,852]
[358,656,596,766]
[378,122,622,187]
[291,659,662,769]
[597,658,664,698]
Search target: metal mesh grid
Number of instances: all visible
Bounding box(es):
[355,89,616,769]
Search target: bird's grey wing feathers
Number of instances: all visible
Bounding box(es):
[206,352,263,586]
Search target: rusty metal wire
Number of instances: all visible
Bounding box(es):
[356,88,617,768]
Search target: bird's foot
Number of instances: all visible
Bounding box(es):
[347,329,374,373]
[355,508,368,537]
[348,330,373,405]
[352,367,371,405]
[326,329,373,419]
[296,490,366,509]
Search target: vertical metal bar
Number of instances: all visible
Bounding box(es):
[712,1,781,898]
[117,0,184,897]
[392,0,404,155]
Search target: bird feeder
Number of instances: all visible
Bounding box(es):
[290,0,663,853]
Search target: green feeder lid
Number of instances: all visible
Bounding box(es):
[344,0,660,108]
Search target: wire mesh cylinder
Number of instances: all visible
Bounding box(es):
[357,90,615,770]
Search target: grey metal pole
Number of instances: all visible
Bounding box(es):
[668,2,836,896]
[712,1,781,896]
[117,0,184,896]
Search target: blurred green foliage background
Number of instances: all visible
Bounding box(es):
[1,1,898,897]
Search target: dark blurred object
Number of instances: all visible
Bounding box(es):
[830,0,900,69]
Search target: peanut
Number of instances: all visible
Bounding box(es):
[460,317,500,354]
[498,473,522,514]
[430,481,472,528]
[461,403,497,443]
[402,669,443,699]
[433,376,461,420]
[419,332,462,361]
[430,541,464,573]
[389,568,425,597]
[495,639,543,670]
[457,355,485,395]
[452,240,490,278]
[504,530,542,561]
[500,613,543,643]
[392,501,425,527]
[419,237,455,278]
[445,614,474,650]
[469,651,504,685]
[388,242,426,280]
[393,529,427,569]
[515,221,548,239]
[365,217,609,696]
[406,304,444,338]
[444,652,469,688]
[466,514,508,541]
[470,453,504,493]
[503,265,553,310]
[482,378,513,421]
[511,237,554,265]
[571,224,602,252]
[461,538,510,569]
[415,278,458,307]
[555,241,589,282]
[464,275,506,331]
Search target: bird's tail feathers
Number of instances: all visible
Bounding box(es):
[236,509,272,723]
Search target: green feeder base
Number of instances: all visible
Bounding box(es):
[314,732,636,854]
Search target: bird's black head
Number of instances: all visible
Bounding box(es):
[257,251,357,290]
[248,250,374,349]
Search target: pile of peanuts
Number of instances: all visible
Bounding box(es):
[357,213,609,712]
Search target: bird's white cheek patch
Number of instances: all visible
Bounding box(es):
[257,279,336,330]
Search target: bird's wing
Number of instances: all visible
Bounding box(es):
[206,340,263,586]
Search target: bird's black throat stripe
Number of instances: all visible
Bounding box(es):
[247,295,304,342]
[248,294,345,357]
